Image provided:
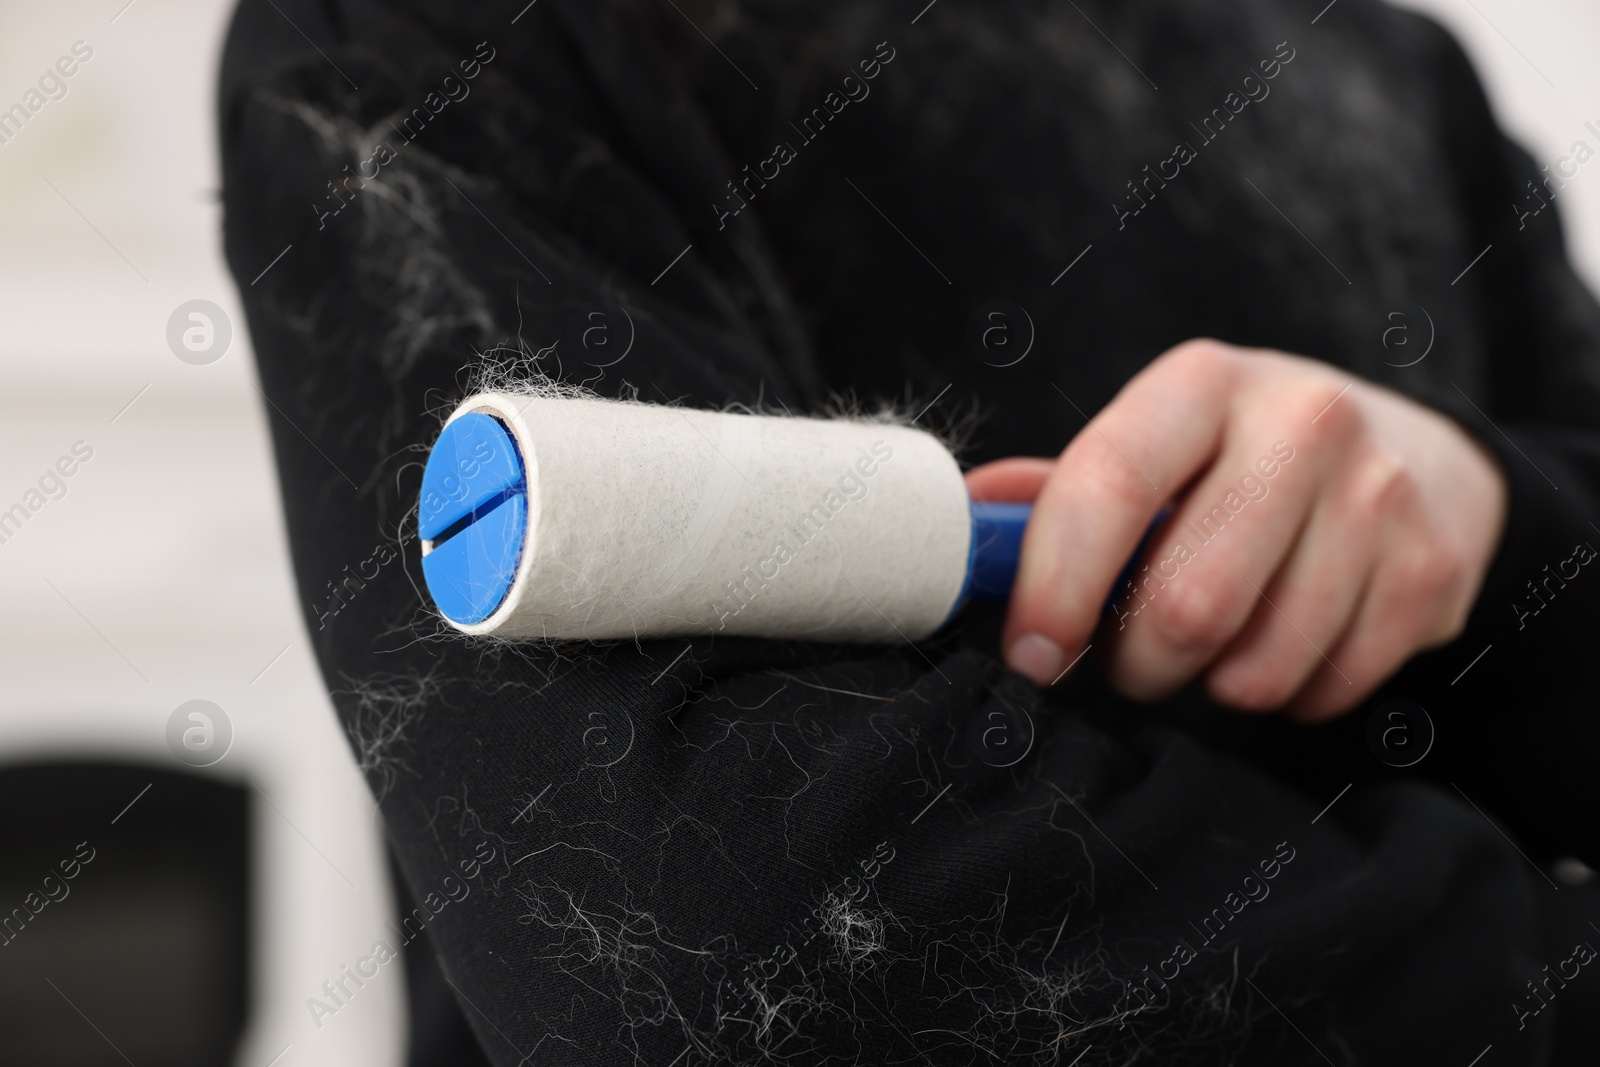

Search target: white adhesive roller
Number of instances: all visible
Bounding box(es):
[417,392,977,643]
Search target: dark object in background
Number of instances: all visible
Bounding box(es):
[0,762,250,1067]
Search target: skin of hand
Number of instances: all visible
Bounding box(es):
[964,339,1509,721]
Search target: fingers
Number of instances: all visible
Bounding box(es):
[1102,425,1323,701]
[1002,340,1241,684]
[994,338,1496,720]
[965,457,1055,503]
[1279,383,1507,719]
[1099,351,1362,700]
[1199,454,1390,711]
[1288,468,1471,721]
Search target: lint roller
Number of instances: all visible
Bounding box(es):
[416,392,1032,643]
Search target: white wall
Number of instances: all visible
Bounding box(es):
[1395,0,1600,288]
[0,2,403,1065]
[0,1,1590,1065]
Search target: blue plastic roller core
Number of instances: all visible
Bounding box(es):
[419,413,528,625]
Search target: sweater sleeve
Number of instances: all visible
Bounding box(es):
[219,2,1570,1064]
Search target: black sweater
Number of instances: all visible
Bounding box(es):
[220,1,1600,1063]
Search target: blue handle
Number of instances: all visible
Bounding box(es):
[966,502,1032,601]
[962,501,1169,611]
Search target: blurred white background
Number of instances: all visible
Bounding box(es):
[0,0,1593,1063]
[0,3,402,1066]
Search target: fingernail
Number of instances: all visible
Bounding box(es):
[1007,633,1065,686]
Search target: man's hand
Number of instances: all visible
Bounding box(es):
[964,339,1508,721]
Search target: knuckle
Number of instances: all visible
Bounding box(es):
[1417,551,1472,645]
[1151,576,1237,652]
[1160,338,1238,383]
[1374,456,1420,509]
[1373,541,1469,648]
[1346,453,1414,523]
[1071,439,1158,512]
[1423,543,1468,597]
[1296,383,1360,447]
[1397,539,1462,600]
